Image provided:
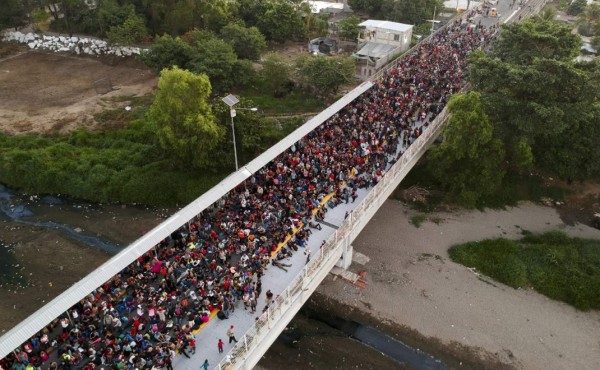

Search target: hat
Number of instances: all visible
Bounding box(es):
[230,325,234,328]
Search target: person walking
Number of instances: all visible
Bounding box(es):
[201,359,209,370]
[217,339,224,353]
[165,356,173,370]
[227,325,238,344]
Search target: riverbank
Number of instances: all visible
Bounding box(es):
[308,201,600,370]
[0,190,164,334]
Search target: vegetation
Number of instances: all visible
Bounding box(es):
[0,121,223,206]
[348,0,442,30]
[337,16,362,41]
[148,67,223,170]
[449,231,600,310]
[409,213,427,228]
[469,19,600,181]
[219,22,266,61]
[576,3,600,36]
[416,18,599,209]
[295,55,356,97]
[428,92,506,208]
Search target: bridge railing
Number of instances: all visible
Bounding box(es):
[216,105,450,370]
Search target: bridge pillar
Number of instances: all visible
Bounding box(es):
[335,243,353,270]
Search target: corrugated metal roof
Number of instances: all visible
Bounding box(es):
[355,42,398,59]
[0,80,373,359]
[359,20,413,33]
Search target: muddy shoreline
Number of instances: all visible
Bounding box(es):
[258,292,514,370]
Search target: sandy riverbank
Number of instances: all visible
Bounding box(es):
[314,201,600,370]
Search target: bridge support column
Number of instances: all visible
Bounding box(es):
[335,243,353,270]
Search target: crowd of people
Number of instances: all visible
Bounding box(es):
[1,17,498,370]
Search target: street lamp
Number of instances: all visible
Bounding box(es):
[221,94,257,172]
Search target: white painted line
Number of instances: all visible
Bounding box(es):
[504,9,519,23]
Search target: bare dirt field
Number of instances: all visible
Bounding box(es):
[316,201,600,370]
[0,46,157,135]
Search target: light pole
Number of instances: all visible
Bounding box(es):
[221,94,257,172]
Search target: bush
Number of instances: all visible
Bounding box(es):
[0,122,227,207]
[449,232,600,310]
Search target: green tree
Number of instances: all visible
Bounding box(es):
[0,0,27,30]
[98,0,135,36]
[107,11,147,45]
[568,0,588,16]
[147,66,224,169]
[212,99,281,168]
[491,19,581,65]
[337,15,362,40]
[220,22,267,60]
[470,19,600,180]
[380,0,442,26]
[261,53,295,97]
[577,3,600,36]
[428,92,506,208]
[348,0,384,15]
[535,7,557,22]
[189,38,239,92]
[139,34,195,70]
[257,0,306,43]
[592,36,600,51]
[295,55,355,97]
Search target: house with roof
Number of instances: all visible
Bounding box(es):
[353,20,413,80]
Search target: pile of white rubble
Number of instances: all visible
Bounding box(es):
[2,31,145,57]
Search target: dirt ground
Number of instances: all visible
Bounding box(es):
[0,45,157,135]
[552,180,600,226]
[315,201,600,370]
[0,203,164,335]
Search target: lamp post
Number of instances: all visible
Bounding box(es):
[221,94,258,172]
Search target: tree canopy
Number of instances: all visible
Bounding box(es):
[428,92,505,207]
[147,67,224,169]
[337,15,362,40]
[220,22,267,60]
[490,19,581,65]
[349,0,442,26]
[256,0,306,43]
[295,56,356,96]
[468,18,600,180]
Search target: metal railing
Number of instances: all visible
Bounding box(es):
[215,106,450,370]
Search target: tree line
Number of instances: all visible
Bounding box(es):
[426,17,600,208]
[0,0,329,45]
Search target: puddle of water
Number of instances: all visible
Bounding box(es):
[0,185,121,255]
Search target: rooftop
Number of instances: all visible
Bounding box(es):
[359,20,413,33]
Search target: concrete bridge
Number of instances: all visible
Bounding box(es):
[0,0,548,369]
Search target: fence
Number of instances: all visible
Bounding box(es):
[215,106,450,370]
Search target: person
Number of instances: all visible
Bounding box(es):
[189,336,196,354]
[201,359,209,370]
[304,248,310,264]
[164,356,173,370]
[217,339,224,353]
[227,325,237,344]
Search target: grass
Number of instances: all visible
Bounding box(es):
[0,120,229,207]
[410,213,427,228]
[241,89,326,115]
[394,160,568,211]
[449,231,600,310]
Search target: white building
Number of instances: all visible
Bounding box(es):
[354,20,413,80]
